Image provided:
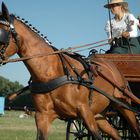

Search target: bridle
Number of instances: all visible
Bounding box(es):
[0,15,20,62]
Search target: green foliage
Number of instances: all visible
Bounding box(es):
[0,75,34,110]
[0,75,23,97]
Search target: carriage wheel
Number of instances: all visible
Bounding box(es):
[66,119,95,140]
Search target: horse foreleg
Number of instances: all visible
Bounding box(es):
[77,104,102,140]
[35,111,56,140]
[95,114,121,140]
[117,106,140,138]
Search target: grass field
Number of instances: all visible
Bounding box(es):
[0,111,67,140]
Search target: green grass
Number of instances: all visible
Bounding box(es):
[0,111,67,140]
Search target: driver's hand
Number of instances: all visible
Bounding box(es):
[122,32,130,38]
[108,38,113,44]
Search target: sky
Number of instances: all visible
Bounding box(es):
[0,0,140,86]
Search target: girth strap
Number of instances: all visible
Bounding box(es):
[30,75,90,93]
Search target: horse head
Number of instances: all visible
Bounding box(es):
[0,2,19,64]
[0,2,52,66]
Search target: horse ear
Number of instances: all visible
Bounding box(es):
[1,2,10,21]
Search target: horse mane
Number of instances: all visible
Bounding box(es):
[11,14,52,45]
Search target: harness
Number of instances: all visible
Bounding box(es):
[0,14,95,104]
[30,51,94,105]
[0,14,140,114]
[30,75,92,93]
[0,15,20,61]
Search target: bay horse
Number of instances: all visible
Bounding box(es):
[0,2,140,140]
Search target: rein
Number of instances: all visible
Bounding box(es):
[0,40,109,65]
[3,44,140,65]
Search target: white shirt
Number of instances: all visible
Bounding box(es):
[105,13,139,39]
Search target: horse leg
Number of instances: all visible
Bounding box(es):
[113,87,140,138]
[77,104,102,140]
[35,111,56,140]
[116,105,140,138]
[95,114,121,140]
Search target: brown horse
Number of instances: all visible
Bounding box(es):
[0,3,140,140]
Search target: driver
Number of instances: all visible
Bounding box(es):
[104,0,140,54]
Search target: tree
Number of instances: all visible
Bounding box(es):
[0,76,23,97]
[0,75,34,110]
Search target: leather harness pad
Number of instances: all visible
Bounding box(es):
[30,75,90,93]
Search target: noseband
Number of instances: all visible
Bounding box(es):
[0,15,20,63]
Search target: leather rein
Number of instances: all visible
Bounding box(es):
[0,39,109,65]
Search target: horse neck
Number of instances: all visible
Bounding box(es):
[14,19,52,56]
[14,19,64,81]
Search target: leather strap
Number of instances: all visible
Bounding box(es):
[30,75,91,93]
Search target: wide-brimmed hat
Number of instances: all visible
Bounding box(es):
[104,0,128,8]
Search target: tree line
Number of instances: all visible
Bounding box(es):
[0,76,34,110]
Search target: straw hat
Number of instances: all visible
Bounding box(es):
[104,0,128,8]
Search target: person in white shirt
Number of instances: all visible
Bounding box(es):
[104,0,140,54]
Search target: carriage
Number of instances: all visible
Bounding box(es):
[0,2,140,140]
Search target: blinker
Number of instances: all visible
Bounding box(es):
[0,28,9,44]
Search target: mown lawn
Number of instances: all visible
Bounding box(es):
[0,111,67,140]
